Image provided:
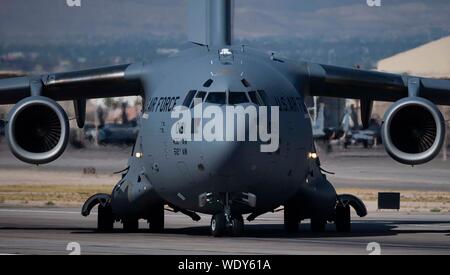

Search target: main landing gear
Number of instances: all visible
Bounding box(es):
[121,203,165,233]
[310,218,327,233]
[284,202,301,233]
[122,218,139,233]
[97,204,114,232]
[284,204,327,233]
[148,203,165,233]
[335,203,351,233]
[283,208,350,234]
[283,194,366,234]
[81,193,114,232]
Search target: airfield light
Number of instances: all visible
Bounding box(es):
[135,152,143,158]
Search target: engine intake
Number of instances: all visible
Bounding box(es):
[381,97,445,165]
[7,96,69,165]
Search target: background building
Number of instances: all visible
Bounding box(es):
[375,36,450,117]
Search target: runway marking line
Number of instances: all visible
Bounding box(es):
[0,209,82,215]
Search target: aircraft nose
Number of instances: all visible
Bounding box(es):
[198,139,261,193]
[198,109,260,192]
[187,103,271,192]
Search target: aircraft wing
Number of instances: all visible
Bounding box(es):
[0,63,144,105]
[304,62,450,105]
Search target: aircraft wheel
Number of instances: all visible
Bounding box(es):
[97,204,114,232]
[123,218,139,233]
[363,140,369,149]
[310,218,327,233]
[230,215,244,236]
[211,213,227,237]
[335,204,351,233]
[148,204,165,233]
[284,205,300,233]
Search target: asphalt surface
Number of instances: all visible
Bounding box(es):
[0,207,449,255]
[1,144,450,254]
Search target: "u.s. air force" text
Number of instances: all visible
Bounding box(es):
[147,97,181,113]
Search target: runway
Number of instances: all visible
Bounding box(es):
[0,207,449,255]
[1,145,450,255]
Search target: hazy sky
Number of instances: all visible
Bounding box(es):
[0,0,449,42]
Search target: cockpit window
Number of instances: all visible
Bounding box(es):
[190,91,207,108]
[183,90,197,107]
[229,92,249,105]
[248,91,263,106]
[205,92,226,105]
[187,90,261,107]
[195,91,207,101]
[257,90,269,106]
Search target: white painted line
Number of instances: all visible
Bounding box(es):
[0,209,84,215]
[0,209,207,218]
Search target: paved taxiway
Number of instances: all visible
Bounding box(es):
[0,207,449,255]
[1,144,449,254]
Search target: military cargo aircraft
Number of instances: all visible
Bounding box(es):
[311,104,326,140]
[1,0,449,237]
[97,121,139,145]
[342,112,381,149]
[312,103,346,145]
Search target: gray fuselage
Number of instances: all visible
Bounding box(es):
[111,45,337,219]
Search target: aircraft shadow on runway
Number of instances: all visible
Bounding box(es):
[156,221,450,238]
[1,220,449,239]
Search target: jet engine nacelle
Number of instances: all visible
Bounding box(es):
[6,96,69,165]
[381,97,445,165]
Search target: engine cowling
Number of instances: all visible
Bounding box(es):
[6,96,69,165]
[381,97,445,165]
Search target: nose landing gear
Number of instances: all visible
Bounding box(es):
[210,212,244,237]
[209,193,246,237]
[210,213,227,237]
[230,215,244,236]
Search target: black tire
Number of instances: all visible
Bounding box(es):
[284,204,300,233]
[326,143,332,153]
[335,204,351,233]
[211,213,227,237]
[123,218,139,233]
[149,204,165,233]
[97,204,114,232]
[311,218,327,233]
[363,140,369,149]
[230,215,244,236]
